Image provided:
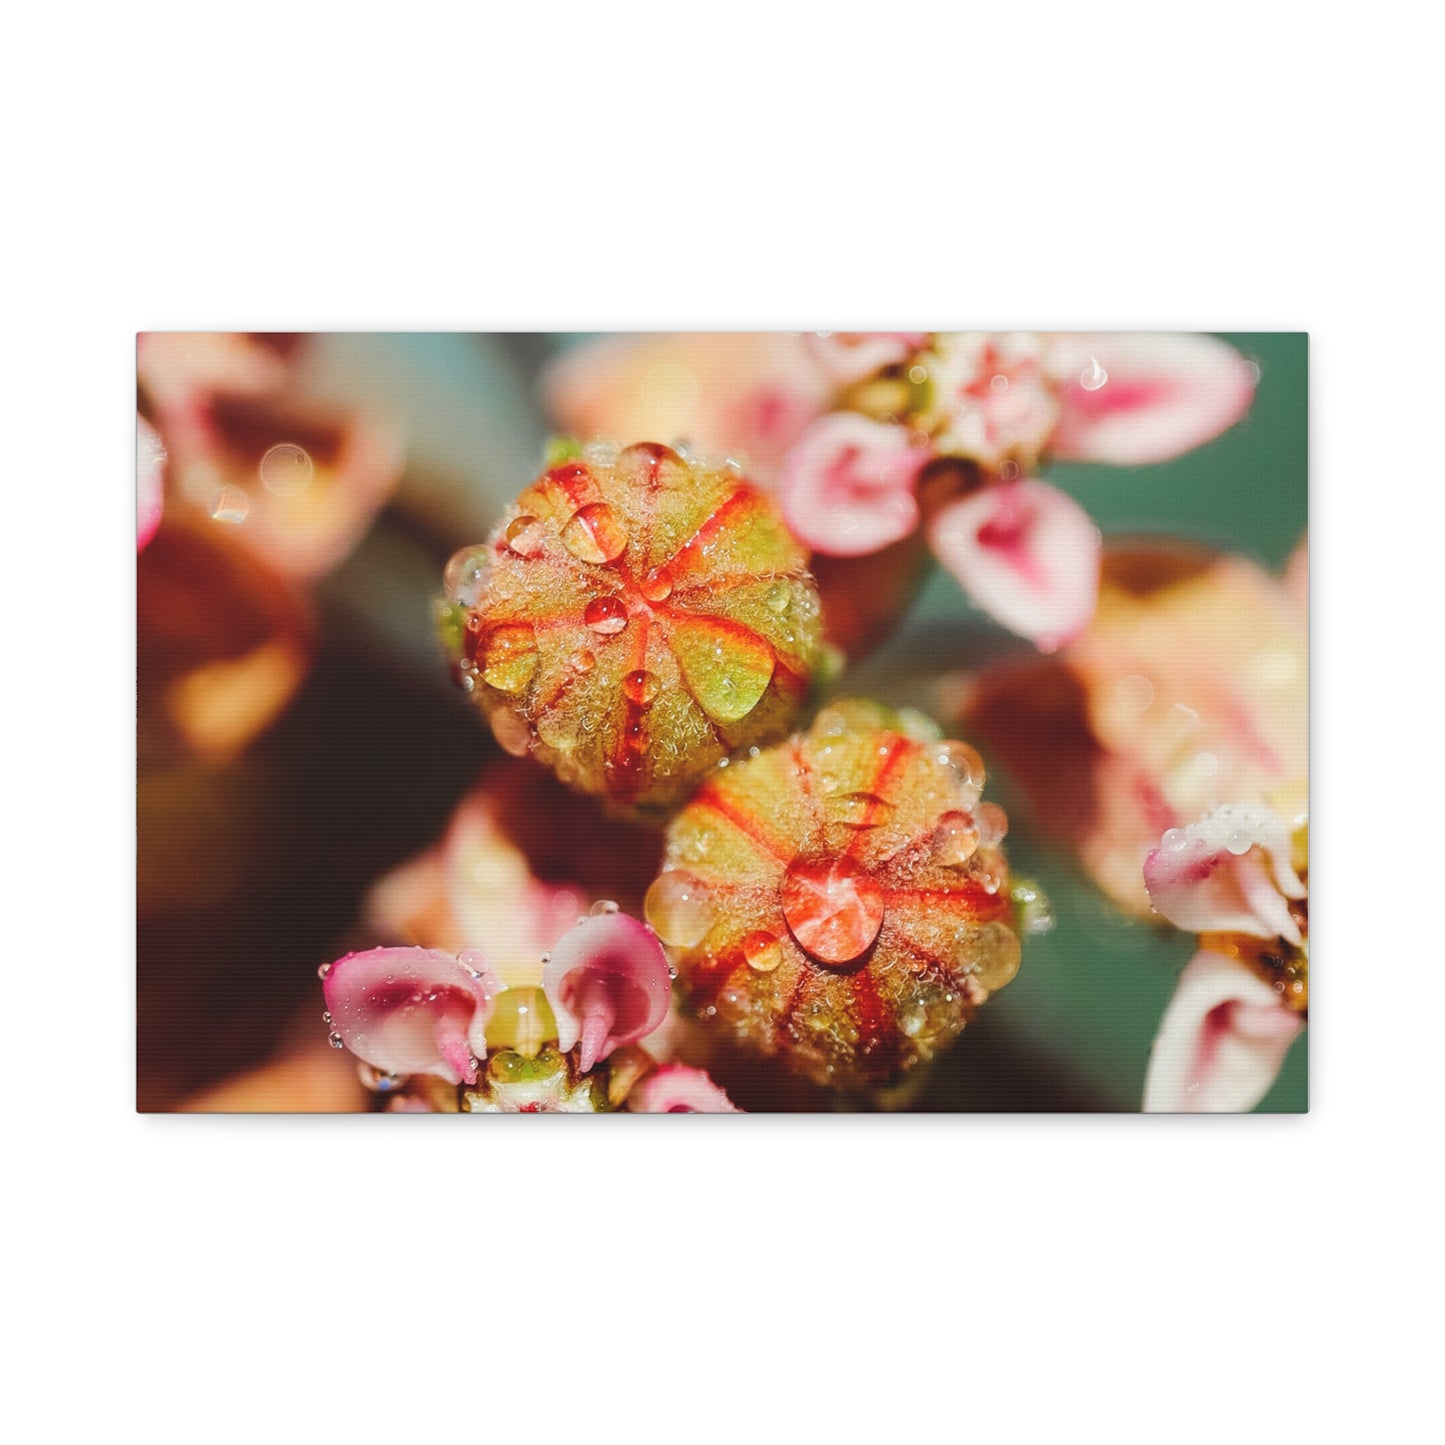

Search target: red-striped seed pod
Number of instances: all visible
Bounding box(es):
[438,442,824,814]
[645,700,1024,1087]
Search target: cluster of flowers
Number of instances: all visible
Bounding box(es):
[322,440,1043,1111]
[144,331,1302,1113]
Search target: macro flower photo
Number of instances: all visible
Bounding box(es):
[137,331,1307,1113]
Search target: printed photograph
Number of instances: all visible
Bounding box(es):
[136,331,1307,1113]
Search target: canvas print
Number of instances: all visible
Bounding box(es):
[136,332,1307,1113]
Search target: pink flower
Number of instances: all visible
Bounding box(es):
[322,946,503,1087]
[1144,806,1306,946]
[542,912,672,1073]
[927,478,1101,655]
[1143,950,1304,1113]
[778,414,930,555]
[1141,805,1308,1112]
[137,332,404,581]
[780,332,1254,650]
[627,1063,741,1113]
[329,762,697,1107]
[960,540,1307,917]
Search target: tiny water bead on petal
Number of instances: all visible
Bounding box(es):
[652,701,1025,1088]
[441,443,824,812]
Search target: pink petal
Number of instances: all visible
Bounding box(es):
[627,1064,741,1113]
[804,332,928,384]
[322,946,501,1086]
[542,914,671,1073]
[137,416,166,551]
[927,478,1101,651]
[1144,805,1306,943]
[1046,333,1256,465]
[779,414,928,556]
[1143,950,1304,1112]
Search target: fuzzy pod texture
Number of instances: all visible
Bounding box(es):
[646,700,1025,1087]
[440,442,824,813]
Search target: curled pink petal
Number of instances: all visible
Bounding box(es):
[779,414,928,556]
[1046,332,1255,465]
[137,416,166,551]
[1144,805,1305,943]
[1143,950,1304,1112]
[804,332,928,384]
[322,946,501,1086]
[542,914,671,1073]
[628,1064,741,1113]
[927,478,1100,651]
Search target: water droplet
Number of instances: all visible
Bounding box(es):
[1163,828,1188,852]
[490,706,533,756]
[316,961,332,980]
[969,921,1022,991]
[570,648,596,674]
[584,595,628,635]
[358,1063,404,1092]
[781,857,885,965]
[644,871,714,947]
[504,513,546,558]
[826,791,895,829]
[444,546,492,606]
[622,669,660,706]
[765,581,792,614]
[590,899,621,915]
[1225,828,1252,856]
[327,1030,345,1050]
[935,740,986,799]
[669,616,775,723]
[210,484,250,523]
[998,458,1021,481]
[742,930,783,973]
[907,364,928,385]
[976,802,1009,845]
[1116,673,1155,714]
[479,623,539,692]
[1080,356,1108,392]
[932,811,981,866]
[259,442,313,496]
[561,502,628,564]
[640,566,673,602]
[990,373,1009,392]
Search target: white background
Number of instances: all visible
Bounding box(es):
[4,3,1433,1440]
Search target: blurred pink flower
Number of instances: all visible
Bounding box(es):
[544,332,831,484]
[137,332,404,581]
[137,415,166,551]
[627,1063,740,1113]
[1142,806,1307,1112]
[781,332,1254,650]
[960,540,1307,918]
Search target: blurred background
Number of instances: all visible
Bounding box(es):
[136,332,1306,1112]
